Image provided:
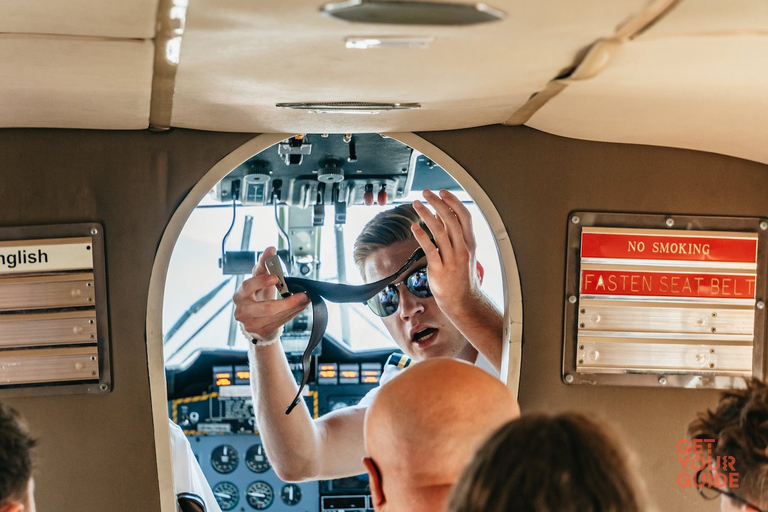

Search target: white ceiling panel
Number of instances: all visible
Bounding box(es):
[0,36,155,129]
[171,0,651,132]
[527,36,768,164]
[0,0,160,39]
[639,0,768,38]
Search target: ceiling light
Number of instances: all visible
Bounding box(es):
[345,36,434,49]
[276,102,421,114]
[322,0,505,26]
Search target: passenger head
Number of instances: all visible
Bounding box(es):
[448,412,647,512]
[354,204,476,362]
[687,379,768,512]
[363,358,520,512]
[0,403,36,512]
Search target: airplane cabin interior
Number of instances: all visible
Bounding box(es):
[0,1,766,511]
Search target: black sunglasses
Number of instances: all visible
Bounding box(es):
[695,469,765,512]
[365,266,431,317]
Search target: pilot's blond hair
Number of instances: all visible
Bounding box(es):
[353,204,430,279]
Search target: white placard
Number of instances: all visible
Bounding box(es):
[0,238,94,275]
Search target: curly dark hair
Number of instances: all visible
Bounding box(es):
[0,402,36,505]
[447,412,647,512]
[688,378,768,509]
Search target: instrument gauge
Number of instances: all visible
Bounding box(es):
[331,401,350,411]
[245,443,271,473]
[280,484,302,505]
[212,481,239,511]
[246,481,274,509]
[211,444,239,474]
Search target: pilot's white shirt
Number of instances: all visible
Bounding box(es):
[355,352,498,409]
[168,419,223,512]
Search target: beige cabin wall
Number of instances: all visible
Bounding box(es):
[0,129,253,511]
[1,125,764,510]
[421,125,768,512]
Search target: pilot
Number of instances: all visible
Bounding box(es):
[363,358,519,512]
[233,188,504,481]
[0,402,36,512]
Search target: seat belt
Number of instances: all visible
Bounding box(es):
[283,247,425,414]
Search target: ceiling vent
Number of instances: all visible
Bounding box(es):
[321,0,505,26]
[276,102,421,114]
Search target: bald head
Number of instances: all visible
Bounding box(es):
[363,358,520,512]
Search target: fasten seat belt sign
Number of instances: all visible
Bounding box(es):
[564,213,767,390]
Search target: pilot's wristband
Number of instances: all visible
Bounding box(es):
[239,322,283,347]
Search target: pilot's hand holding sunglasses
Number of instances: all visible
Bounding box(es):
[233,246,310,341]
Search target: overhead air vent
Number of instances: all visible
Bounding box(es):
[321,0,505,26]
[345,36,435,49]
[276,102,421,115]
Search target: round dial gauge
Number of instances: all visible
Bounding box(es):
[245,444,271,473]
[281,484,302,506]
[211,444,239,474]
[212,481,239,511]
[246,481,274,509]
[331,401,350,411]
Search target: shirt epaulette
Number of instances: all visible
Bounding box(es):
[385,353,412,369]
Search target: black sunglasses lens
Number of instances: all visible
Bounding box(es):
[366,268,430,317]
[406,268,430,298]
[367,286,399,317]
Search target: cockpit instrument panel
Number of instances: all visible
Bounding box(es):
[167,346,390,512]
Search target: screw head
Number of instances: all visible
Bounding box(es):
[564,374,574,384]
[99,384,108,392]
[665,218,675,227]
[571,215,580,224]
[568,295,577,304]
[658,377,667,385]
[757,300,765,310]
[760,221,768,231]
[90,228,98,235]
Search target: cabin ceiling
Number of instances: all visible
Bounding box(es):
[1,0,766,164]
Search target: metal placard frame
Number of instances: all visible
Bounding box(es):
[0,223,111,397]
[563,212,767,389]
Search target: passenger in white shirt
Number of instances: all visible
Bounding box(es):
[168,419,221,512]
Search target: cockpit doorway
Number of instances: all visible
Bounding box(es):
[147,132,522,512]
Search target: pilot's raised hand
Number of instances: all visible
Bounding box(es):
[411,189,484,320]
[233,246,310,341]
